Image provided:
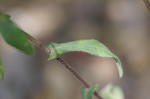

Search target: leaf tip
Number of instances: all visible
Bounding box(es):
[114,58,123,78]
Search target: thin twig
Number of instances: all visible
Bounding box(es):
[25,32,102,99]
[56,57,102,99]
[143,0,150,12]
[26,33,51,55]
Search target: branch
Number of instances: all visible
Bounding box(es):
[143,0,150,12]
[25,33,102,99]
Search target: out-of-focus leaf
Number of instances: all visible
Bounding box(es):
[81,86,88,99]
[48,39,123,78]
[81,85,99,99]
[100,83,124,99]
[0,58,4,80]
[87,84,99,99]
[0,12,34,55]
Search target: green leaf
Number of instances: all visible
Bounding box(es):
[87,84,99,99]
[81,87,88,99]
[0,12,34,55]
[100,83,124,99]
[0,58,4,80]
[48,39,123,78]
[81,85,99,99]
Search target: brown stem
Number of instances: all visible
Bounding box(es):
[25,33,102,99]
[25,33,51,55]
[143,0,150,12]
[56,57,102,99]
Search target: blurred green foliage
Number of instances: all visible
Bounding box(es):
[0,12,34,80]
[101,84,124,99]
[81,84,124,99]
[0,58,4,79]
[0,12,34,55]
[81,85,99,99]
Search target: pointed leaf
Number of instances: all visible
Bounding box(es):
[81,85,99,99]
[87,84,99,99]
[81,87,88,99]
[48,39,123,78]
[0,58,4,80]
[0,12,34,55]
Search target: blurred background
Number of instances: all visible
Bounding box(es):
[1,0,150,99]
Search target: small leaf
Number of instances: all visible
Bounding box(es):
[81,87,88,99]
[0,58,4,80]
[81,85,99,99]
[0,12,34,55]
[48,39,123,78]
[100,83,124,99]
[87,84,99,99]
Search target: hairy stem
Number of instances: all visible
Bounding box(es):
[25,33,102,99]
